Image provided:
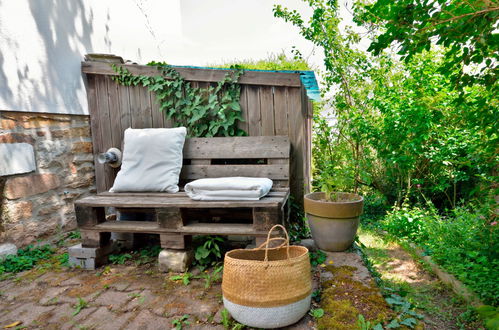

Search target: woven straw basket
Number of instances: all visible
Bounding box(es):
[222,225,312,329]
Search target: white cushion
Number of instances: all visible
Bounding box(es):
[110,127,186,192]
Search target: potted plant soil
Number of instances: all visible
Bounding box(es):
[304,192,364,252]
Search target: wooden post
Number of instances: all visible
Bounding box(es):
[156,208,183,229]
[253,207,280,231]
[75,205,106,228]
[160,233,191,250]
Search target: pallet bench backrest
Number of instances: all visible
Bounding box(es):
[180,136,290,188]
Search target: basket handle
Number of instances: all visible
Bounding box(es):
[255,237,288,250]
[263,224,290,261]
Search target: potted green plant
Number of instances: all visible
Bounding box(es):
[304,191,363,252]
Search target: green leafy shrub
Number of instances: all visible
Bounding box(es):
[382,204,437,244]
[0,244,55,274]
[108,253,133,265]
[193,236,226,270]
[310,249,327,267]
[382,202,499,305]
[211,51,312,71]
[422,206,499,305]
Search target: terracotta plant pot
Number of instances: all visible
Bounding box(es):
[304,192,364,252]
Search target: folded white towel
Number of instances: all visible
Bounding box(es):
[184,177,273,201]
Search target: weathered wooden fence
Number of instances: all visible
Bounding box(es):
[82,58,313,205]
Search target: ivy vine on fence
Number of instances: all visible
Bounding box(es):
[111,62,246,137]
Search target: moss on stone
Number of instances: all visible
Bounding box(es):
[318,265,395,329]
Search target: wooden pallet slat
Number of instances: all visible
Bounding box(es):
[88,220,268,236]
[180,164,289,180]
[75,194,287,208]
[183,136,289,159]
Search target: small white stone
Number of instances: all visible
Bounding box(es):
[0,243,18,260]
[158,249,193,272]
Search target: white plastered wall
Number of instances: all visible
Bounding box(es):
[0,0,322,115]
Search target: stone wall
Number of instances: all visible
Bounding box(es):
[0,111,95,246]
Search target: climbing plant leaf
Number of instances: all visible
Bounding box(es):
[111,62,246,137]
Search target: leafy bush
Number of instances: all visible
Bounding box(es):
[381,203,499,305]
[193,236,226,270]
[211,52,312,71]
[382,204,437,244]
[0,244,55,274]
[422,206,499,305]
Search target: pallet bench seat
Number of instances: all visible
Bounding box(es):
[74,136,291,259]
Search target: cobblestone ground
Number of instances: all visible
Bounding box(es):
[0,259,319,329]
[0,235,378,330]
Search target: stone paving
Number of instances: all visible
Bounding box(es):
[0,260,318,329]
[0,242,375,330]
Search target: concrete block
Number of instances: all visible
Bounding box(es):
[0,243,18,260]
[0,143,36,176]
[158,249,194,273]
[68,242,116,259]
[68,255,108,270]
[67,243,116,270]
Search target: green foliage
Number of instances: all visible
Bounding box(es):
[309,308,325,319]
[357,314,383,330]
[111,63,245,138]
[211,51,312,71]
[276,0,497,210]
[309,249,327,267]
[72,297,88,316]
[287,195,311,242]
[67,230,81,240]
[195,265,223,289]
[170,273,194,286]
[382,203,499,305]
[108,245,161,266]
[353,0,499,90]
[193,236,226,270]
[476,305,499,330]
[135,245,162,265]
[221,308,231,328]
[172,314,190,330]
[312,289,322,302]
[108,253,132,265]
[220,308,244,330]
[382,204,437,244]
[0,244,55,274]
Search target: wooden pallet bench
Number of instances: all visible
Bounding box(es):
[74,136,291,251]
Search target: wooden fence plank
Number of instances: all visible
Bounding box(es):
[106,76,122,148]
[259,86,275,136]
[85,75,106,193]
[117,84,131,141]
[287,87,305,204]
[128,86,142,128]
[82,62,302,87]
[150,91,164,128]
[95,75,114,190]
[246,86,261,136]
[140,86,153,128]
[238,86,250,134]
[273,87,289,136]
